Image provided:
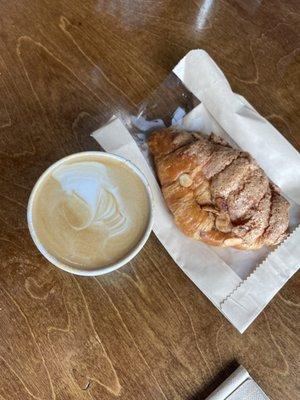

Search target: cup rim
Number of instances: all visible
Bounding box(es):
[27,151,154,276]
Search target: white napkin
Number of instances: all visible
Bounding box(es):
[206,366,269,400]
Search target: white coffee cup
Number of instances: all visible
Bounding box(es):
[27,151,154,276]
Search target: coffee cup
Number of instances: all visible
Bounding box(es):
[27,151,154,276]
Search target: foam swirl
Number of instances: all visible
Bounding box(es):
[52,161,131,237]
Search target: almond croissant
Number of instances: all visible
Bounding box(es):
[149,128,289,250]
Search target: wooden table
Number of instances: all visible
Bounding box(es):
[0,1,299,399]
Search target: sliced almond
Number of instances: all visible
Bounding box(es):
[223,237,243,247]
[196,189,211,205]
[202,206,220,214]
[215,213,232,233]
[179,173,193,187]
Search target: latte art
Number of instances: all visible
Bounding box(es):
[30,154,151,270]
[52,162,131,237]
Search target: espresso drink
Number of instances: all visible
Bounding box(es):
[30,154,151,269]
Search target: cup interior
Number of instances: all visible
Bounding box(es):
[27,151,154,276]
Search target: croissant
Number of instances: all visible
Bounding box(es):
[149,127,289,250]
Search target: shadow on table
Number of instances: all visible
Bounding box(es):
[188,360,239,400]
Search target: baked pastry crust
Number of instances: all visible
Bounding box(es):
[149,128,289,250]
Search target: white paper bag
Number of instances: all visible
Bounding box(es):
[92,50,300,332]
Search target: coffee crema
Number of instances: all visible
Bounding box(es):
[31,155,151,270]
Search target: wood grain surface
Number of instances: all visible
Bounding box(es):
[0,1,299,399]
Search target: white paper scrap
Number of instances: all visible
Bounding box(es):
[206,366,269,400]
